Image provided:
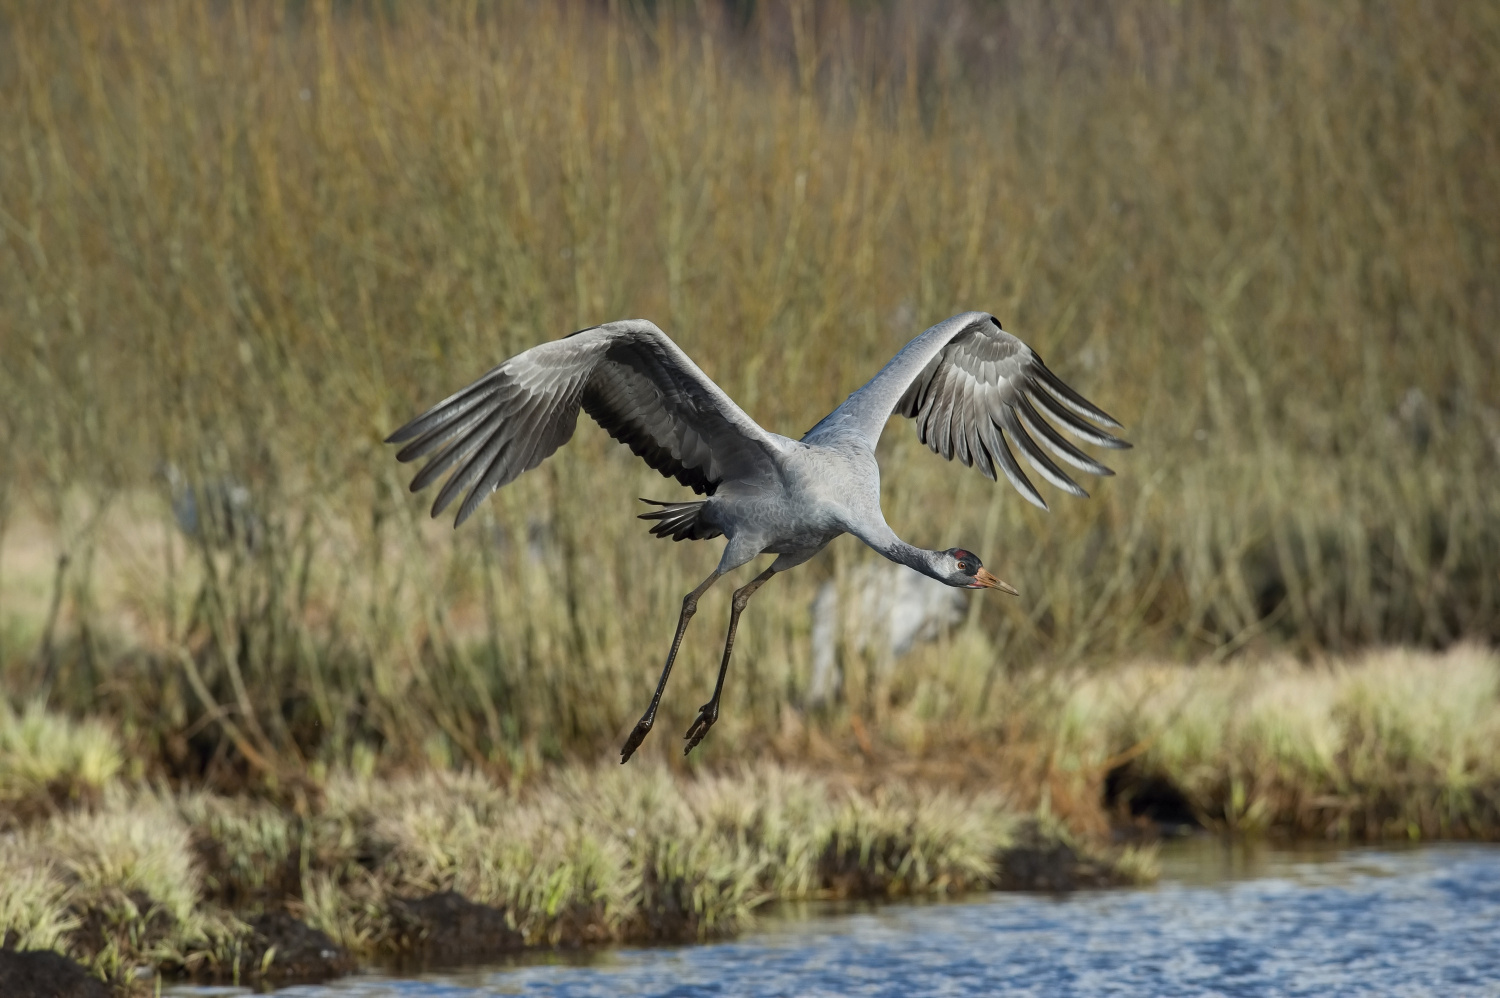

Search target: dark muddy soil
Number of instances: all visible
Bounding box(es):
[233,911,358,985]
[992,822,1131,891]
[0,947,110,998]
[388,891,526,959]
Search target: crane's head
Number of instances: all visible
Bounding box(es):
[940,548,1019,595]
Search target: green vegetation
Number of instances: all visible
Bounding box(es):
[0,0,1498,987]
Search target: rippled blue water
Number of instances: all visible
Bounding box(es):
[175,843,1500,997]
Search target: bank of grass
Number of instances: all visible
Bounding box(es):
[1063,644,1500,839]
[0,756,1150,991]
[14,644,1496,852]
[5,646,1500,987]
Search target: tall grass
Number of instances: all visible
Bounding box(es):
[0,1,1497,777]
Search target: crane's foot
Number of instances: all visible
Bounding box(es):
[683,701,719,755]
[621,715,654,764]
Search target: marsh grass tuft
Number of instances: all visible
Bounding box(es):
[0,790,244,984]
[303,763,1037,948]
[0,845,80,954]
[0,700,123,826]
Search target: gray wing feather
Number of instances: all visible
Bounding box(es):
[998,405,1087,498]
[388,320,782,526]
[803,311,1128,507]
[981,411,1046,510]
[1013,394,1115,478]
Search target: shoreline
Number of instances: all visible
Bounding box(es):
[0,763,1152,994]
[9,814,1498,997]
[6,643,1500,993]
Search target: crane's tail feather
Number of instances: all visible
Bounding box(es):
[637,499,723,541]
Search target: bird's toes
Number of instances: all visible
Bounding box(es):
[682,704,718,755]
[620,719,653,764]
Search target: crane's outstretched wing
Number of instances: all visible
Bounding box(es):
[803,311,1129,509]
[387,320,783,526]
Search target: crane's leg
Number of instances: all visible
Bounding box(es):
[684,567,777,755]
[620,569,723,763]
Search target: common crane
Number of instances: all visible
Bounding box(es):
[156,462,263,552]
[386,312,1128,762]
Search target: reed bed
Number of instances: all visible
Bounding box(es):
[0,0,1496,821]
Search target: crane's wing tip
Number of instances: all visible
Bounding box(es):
[1084,425,1133,450]
[385,423,423,445]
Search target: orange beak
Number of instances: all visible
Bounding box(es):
[972,567,1019,596]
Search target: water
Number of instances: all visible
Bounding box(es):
[174,842,1500,997]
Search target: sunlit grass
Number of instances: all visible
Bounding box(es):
[1060,644,1500,838]
[0,699,124,821]
[0,757,1145,988]
[0,844,79,954]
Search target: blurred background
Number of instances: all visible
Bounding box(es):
[0,0,1496,825]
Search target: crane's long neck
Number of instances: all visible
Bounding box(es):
[854,522,944,581]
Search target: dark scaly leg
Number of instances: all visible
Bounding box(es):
[620,569,723,763]
[684,567,777,755]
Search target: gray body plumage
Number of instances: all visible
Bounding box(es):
[695,430,884,575]
[388,311,1128,759]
